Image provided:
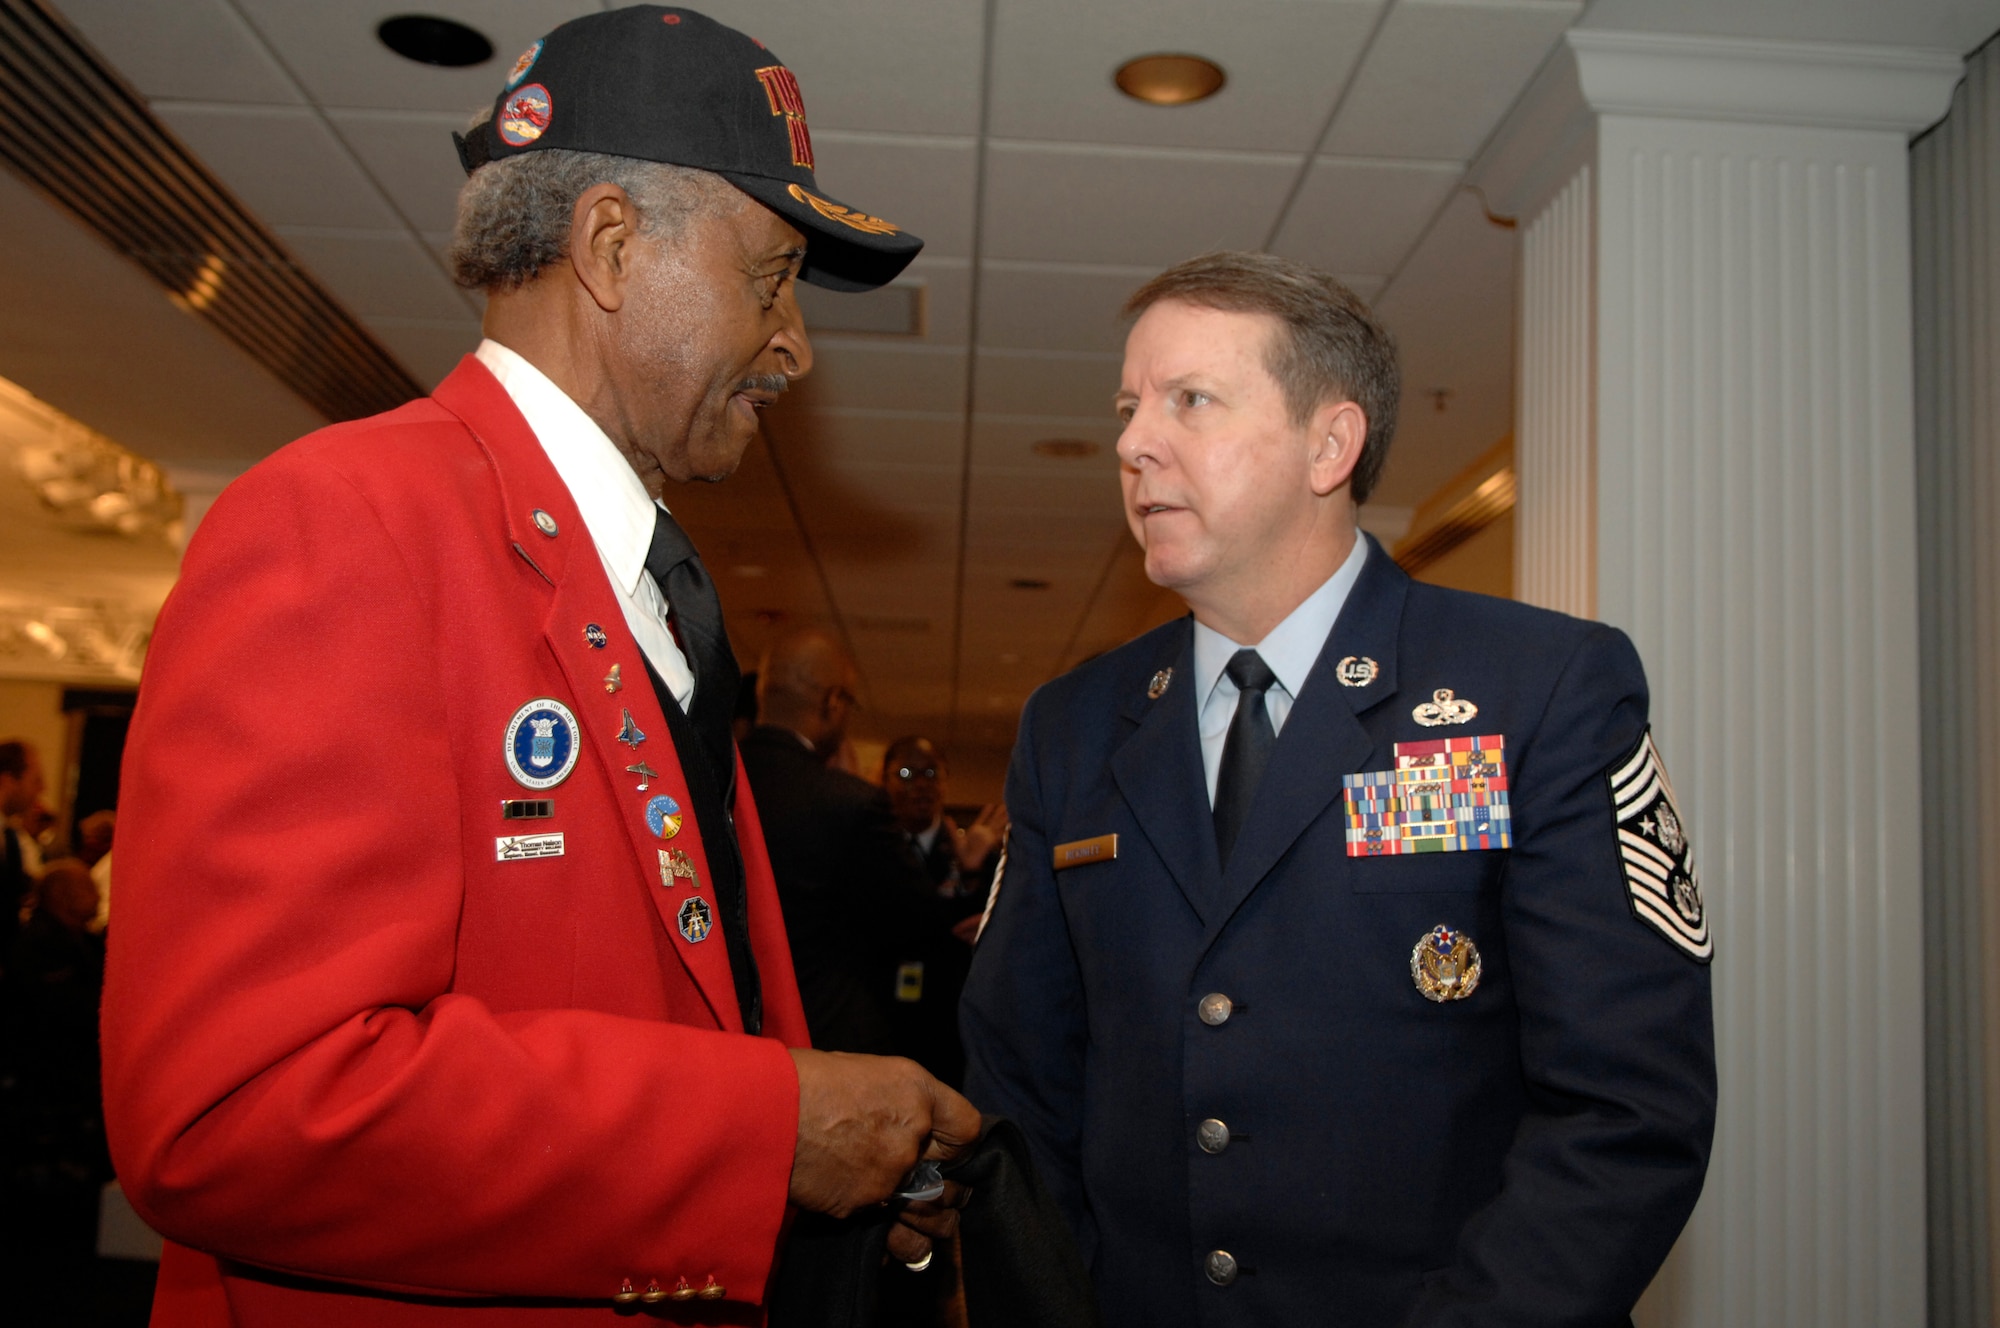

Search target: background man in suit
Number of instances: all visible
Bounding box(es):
[740,629,937,1055]
[102,9,976,1324]
[961,251,1716,1327]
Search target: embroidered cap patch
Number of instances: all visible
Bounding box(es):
[1344,735,1512,856]
[1608,729,1710,963]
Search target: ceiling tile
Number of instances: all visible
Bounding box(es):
[1323,1,1582,161]
[988,0,1384,152]
[982,143,1299,266]
[690,0,985,135]
[231,1,584,113]
[969,470,1124,527]
[810,133,978,259]
[978,261,1152,356]
[796,466,961,532]
[769,411,962,472]
[969,416,1123,473]
[362,317,481,390]
[153,103,403,231]
[328,109,470,234]
[972,351,1121,420]
[781,344,968,414]
[796,258,971,349]
[55,0,303,105]
[1268,158,1462,275]
[275,228,476,321]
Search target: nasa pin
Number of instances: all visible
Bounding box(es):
[678,896,713,943]
[504,699,580,790]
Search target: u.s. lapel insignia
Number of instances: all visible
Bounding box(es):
[604,663,622,694]
[1413,688,1478,727]
[658,847,697,888]
[1335,656,1378,687]
[615,709,646,748]
[645,795,683,840]
[1609,728,1710,963]
[504,699,580,790]
[1411,924,1481,1001]
[1148,668,1173,699]
[677,895,713,943]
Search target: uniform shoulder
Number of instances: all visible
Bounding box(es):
[1028,616,1186,718]
[1401,579,1620,653]
[252,395,473,489]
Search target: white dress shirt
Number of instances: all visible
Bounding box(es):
[476,339,696,707]
[1192,534,1370,805]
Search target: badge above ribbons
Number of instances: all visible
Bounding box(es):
[1609,729,1710,963]
[1343,735,1511,856]
[504,699,580,790]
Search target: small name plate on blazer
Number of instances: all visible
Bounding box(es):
[1053,834,1117,870]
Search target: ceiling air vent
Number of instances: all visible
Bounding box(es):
[794,280,927,338]
[0,0,425,423]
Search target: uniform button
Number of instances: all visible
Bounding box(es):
[1199,993,1233,1026]
[611,1279,640,1305]
[1205,1250,1238,1286]
[697,1278,726,1300]
[1196,1118,1231,1154]
[669,1278,696,1301]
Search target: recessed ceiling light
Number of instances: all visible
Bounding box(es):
[1031,438,1101,459]
[733,564,768,578]
[378,15,494,68]
[1010,578,1052,591]
[1114,54,1226,106]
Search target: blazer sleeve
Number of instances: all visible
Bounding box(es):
[958,688,1096,1262]
[1407,625,1717,1327]
[101,454,800,1303]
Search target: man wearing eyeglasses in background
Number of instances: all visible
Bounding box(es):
[881,736,1007,1087]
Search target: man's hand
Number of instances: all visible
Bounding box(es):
[954,804,1009,872]
[787,1049,981,1219]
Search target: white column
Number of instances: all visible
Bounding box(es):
[1482,32,1964,1328]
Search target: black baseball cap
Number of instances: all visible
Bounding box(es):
[454,5,921,292]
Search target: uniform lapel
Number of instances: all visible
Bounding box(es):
[1206,538,1410,932]
[434,357,745,1032]
[1109,623,1223,925]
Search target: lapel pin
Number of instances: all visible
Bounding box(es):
[1335,656,1379,687]
[1413,688,1478,727]
[504,699,580,790]
[659,847,697,887]
[531,509,558,538]
[584,623,609,649]
[615,709,646,748]
[626,760,658,790]
[646,794,684,839]
[1411,924,1481,1002]
[677,895,713,943]
[604,663,622,693]
[1148,668,1173,699]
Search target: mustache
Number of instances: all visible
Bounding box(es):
[735,374,790,396]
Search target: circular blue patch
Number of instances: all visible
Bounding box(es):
[504,698,579,790]
[499,83,552,146]
[645,795,683,839]
[505,38,542,89]
[583,623,608,649]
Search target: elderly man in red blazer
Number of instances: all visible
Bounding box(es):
[101,9,976,1325]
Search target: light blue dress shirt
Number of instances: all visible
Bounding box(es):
[1192,535,1370,805]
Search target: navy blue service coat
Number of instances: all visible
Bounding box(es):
[961,540,1715,1328]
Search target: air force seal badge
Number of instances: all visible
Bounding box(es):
[1411,924,1481,1001]
[504,699,579,790]
[1609,728,1710,963]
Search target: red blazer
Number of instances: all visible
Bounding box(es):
[103,357,813,1326]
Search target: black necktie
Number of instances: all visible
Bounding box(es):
[1212,650,1278,870]
[645,505,740,778]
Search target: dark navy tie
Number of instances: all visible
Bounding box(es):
[1213,650,1278,870]
[645,505,740,778]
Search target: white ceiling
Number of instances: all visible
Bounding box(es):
[7,0,1995,787]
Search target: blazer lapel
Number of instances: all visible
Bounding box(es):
[1207,538,1411,931]
[1109,624,1224,926]
[435,357,745,1031]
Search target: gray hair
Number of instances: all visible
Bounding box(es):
[447,129,737,292]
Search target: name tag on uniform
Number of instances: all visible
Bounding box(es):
[496,832,564,861]
[1053,834,1117,870]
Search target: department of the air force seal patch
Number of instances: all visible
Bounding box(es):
[504,699,579,790]
[1608,728,1710,963]
[1411,924,1481,1002]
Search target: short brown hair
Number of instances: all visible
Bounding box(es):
[1123,252,1400,504]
